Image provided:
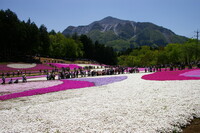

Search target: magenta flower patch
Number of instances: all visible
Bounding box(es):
[0,76,127,100]
[0,80,94,100]
[48,63,82,70]
[0,64,54,72]
[142,69,200,81]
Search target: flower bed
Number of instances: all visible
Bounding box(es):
[142,69,200,80]
[48,63,82,70]
[70,76,127,86]
[0,80,94,100]
[0,80,63,96]
[0,63,54,72]
[0,76,127,100]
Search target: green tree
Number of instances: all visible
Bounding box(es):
[39,24,50,56]
[49,33,83,59]
[182,39,200,64]
[79,35,94,59]
[0,9,21,60]
[165,43,183,64]
[157,50,168,65]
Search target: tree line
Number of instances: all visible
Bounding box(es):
[118,39,200,67]
[0,9,50,61]
[0,9,117,65]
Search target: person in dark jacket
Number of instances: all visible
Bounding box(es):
[1,76,5,84]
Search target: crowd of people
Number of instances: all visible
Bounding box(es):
[144,62,200,73]
[46,66,143,80]
[43,66,141,81]
[1,62,200,84]
[1,74,27,85]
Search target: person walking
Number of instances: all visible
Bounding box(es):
[22,74,27,82]
[1,76,5,84]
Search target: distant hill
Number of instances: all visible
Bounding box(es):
[62,16,188,51]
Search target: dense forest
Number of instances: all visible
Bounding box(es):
[0,9,117,65]
[118,39,200,66]
[0,9,199,66]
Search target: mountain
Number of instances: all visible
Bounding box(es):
[62,16,188,51]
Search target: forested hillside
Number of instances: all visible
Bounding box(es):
[0,9,117,65]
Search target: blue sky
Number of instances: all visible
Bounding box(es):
[0,0,199,38]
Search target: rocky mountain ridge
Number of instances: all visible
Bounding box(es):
[62,16,187,51]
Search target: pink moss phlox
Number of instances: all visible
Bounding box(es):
[0,64,54,72]
[142,69,200,81]
[0,80,94,100]
[48,63,82,70]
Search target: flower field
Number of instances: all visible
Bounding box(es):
[49,63,108,70]
[0,63,54,72]
[142,69,200,80]
[0,80,94,100]
[48,63,82,70]
[0,80,63,96]
[0,69,200,132]
[0,76,127,100]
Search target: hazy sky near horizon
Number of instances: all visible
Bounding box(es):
[1,0,199,38]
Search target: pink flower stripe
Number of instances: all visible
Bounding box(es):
[49,63,82,70]
[0,80,94,100]
[142,69,200,81]
[0,64,54,72]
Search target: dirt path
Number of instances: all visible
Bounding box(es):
[182,118,200,133]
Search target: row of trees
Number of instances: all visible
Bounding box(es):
[49,33,117,65]
[0,9,117,65]
[118,39,200,67]
[0,9,50,61]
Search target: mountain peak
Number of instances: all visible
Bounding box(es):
[98,16,129,25]
[62,17,187,51]
[100,16,120,21]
